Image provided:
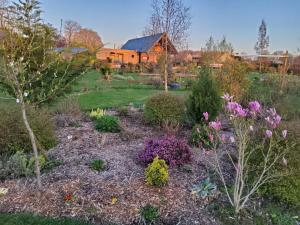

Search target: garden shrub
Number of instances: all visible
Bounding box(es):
[215,59,250,101]
[139,135,192,167]
[0,105,56,156]
[95,115,120,133]
[90,159,106,172]
[140,204,160,223]
[144,92,185,126]
[0,151,46,178]
[186,67,222,124]
[145,156,169,187]
[189,123,213,148]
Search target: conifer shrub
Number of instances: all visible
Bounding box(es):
[144,92,185,126]
[94,115,120,133]
[139,135,192,167]
[186,67,222,124]
[145,156,169,187]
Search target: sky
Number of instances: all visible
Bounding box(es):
[39,0,300,54]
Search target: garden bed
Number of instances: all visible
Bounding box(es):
[0,110,233,225]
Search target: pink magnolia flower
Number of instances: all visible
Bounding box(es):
[222,93,233,102]
[265,130,273,138]
[249,101,261,113]
[227,102,247,118]
[229,136,235,143]
[282,130,287,139]
[209,120,222,131]
[203,112,209,121]
[265,108,282,129]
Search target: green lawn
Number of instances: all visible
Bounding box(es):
[68,70,189,110]
[0,213,94,225]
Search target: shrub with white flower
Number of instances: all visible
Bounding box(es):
[203,93,291,213]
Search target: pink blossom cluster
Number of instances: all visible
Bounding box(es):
[265,108,282,129]
[209,120,222,131]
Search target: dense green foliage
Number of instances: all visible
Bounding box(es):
[0,105,56,155]
[140,204,160,223]
[144,92,185,126]
[215,59,250,101]
[186,67,222,123]
[94,115,120,133]
[0,213,94,225]
[0,151,46,179]
[90,159,106,172]
[145,156,169,187]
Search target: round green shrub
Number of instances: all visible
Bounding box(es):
[140,204,160,223]
[0,105,56,156]
[186,67,222,124]
[144,92,185,126]
[145,156,169,187]
[94,115,120,133]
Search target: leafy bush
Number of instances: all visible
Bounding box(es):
[94,115,120,133]
[186,67,222,124]
[0,105,56,156]
[89,108,106,120]
[90,159,106,172]
[0,151,46,178]
[145,156,169,187]
[140,204,160,223]
[144,92,185,126]
[139,135,192,167]
[189,123,213,148]
[215,59,250,101]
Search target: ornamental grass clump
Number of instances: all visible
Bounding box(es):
[204,93,292,213]
[145,156,169,187]
[139,135,192,167]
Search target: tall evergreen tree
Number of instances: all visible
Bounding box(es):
[255,19,270,72]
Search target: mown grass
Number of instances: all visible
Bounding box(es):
[0,213,94,225]
[66,70,189,110]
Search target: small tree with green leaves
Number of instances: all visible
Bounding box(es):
[0,0,86,189]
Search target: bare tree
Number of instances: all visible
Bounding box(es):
[144,0,191,91]
[64,20,81,46]
[72,28,103,52]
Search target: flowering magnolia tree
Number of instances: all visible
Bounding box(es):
[202,93,290,213]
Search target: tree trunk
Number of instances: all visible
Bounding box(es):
[20,99,42,189]
[164,34,168,92]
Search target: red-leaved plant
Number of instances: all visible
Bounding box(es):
[139,135,192,167]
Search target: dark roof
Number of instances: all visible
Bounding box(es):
[121,33,164,52]
[53,47,88,54]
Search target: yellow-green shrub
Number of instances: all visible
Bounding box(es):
[145,156,169,187]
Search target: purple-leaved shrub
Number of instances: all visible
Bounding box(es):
[139,136,192,167]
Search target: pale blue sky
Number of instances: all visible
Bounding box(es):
[40,0,300,54]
